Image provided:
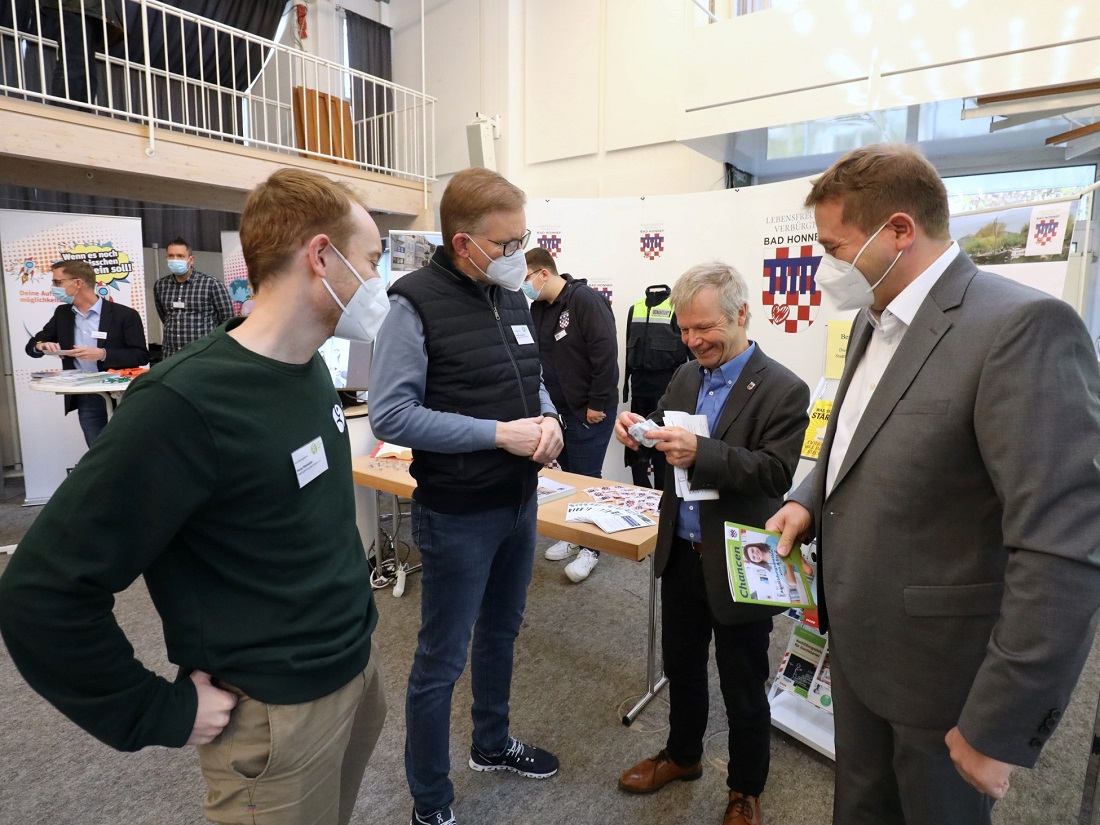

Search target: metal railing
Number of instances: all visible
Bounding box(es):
[0,0,435,188]
[691,0,773,23]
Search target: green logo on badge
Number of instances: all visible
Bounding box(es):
[311,443,319,454]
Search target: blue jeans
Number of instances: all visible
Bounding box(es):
[406,494,538,813]
[558,407,615,479]
[73,393,108,448]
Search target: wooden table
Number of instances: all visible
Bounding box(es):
[351,457,667,724]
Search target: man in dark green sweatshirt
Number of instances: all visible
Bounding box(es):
[0,168,391,825]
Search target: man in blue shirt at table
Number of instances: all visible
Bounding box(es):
[26,259,148,446]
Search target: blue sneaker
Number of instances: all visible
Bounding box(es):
[468,737,559,778]
[410,805,455,825]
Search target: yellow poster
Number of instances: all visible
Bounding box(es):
[801,399,832,460]
[825,320,853,380]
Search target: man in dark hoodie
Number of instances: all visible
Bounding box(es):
[523,246,619,583]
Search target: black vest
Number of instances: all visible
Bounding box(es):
[626,296,687,372]
[388,251,542,513]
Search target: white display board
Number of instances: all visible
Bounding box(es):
[1,211,147,503]
[526,179,847,459]
[220,231,252,316]
[525,179,1076,484]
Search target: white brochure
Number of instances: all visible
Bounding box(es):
[565,502,656,533]
[663,410,720,501]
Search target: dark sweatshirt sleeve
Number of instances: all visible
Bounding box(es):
[574,288,619,411]
[0,380,216,751]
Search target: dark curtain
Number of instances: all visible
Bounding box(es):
[0,184,240,252]
[3,2,284,123]
[117,0,284,93]
[345,10,392,172]
[106,0,286,138]
[0,2,276,252]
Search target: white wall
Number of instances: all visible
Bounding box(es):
[389,0,727,213]
[380,1,1100,217]
[680,0,1100,141]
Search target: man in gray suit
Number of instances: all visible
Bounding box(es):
[768,143,1100,824]
[616,263,809,825]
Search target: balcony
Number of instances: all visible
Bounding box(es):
[0,0,435,221]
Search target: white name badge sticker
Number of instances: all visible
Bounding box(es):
[172,301,185,309]
[512,325,535,346]
[554,329,567,341]
[291,437,329,488]
[92,331,107,340]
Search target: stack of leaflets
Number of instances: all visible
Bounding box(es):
[370,441,412,460]
[724,522,815,609]
[536,476,575,506]
[773,623,828,704]
[583,485,661,515]
[800,399,832,460]
[565,502,656,533]
[808,642,832,712]
[36,370,116,387]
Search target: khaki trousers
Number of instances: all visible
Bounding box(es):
[197,656,387,825]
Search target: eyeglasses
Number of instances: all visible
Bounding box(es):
[50,278,75,287]
[468,229,531,258]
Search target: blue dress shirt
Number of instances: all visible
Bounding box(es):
[675,342,756,542]
[72,297,103,373]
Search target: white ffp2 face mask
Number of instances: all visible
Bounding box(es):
[465,235,527,291]
[815,222,903,311]
[321,244,390,343]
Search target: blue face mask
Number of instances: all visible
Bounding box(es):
[522,278,542,301]
[52,286,74,305]
[167,259,189,276]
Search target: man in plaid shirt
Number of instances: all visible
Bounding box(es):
[154,236,234,359]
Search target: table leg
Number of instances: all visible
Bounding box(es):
[374,492,421,596]
[622,552,668,725]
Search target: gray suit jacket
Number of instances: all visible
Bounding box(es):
[652,345,809,625]
[790,250,1100,766]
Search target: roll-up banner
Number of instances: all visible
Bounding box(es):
[1,211,147,503]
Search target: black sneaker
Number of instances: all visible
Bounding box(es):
[410,805,455,825]
[468,737,559,778]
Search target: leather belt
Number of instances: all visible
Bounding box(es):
[676,537,704,554]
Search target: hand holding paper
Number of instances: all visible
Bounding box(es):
[663,411,719,501]
[650,426,697,468]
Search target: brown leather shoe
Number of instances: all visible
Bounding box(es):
[618,749,703,794]
[723,791,762,825]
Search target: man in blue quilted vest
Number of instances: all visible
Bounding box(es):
[370,167,565,825]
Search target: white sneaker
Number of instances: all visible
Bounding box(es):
[565,548,599,582]
[544,540,578,561]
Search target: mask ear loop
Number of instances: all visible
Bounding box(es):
[328,244,368,289]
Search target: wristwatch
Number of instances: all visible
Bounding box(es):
[543,411,566,431]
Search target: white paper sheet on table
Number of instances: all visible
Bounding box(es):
[663,410,720,501]
[565,502,656,533]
